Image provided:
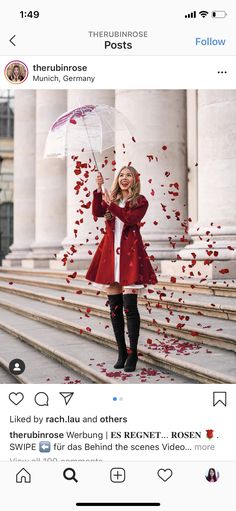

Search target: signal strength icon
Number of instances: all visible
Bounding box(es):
[199,10,209,18]
[185,11,196,18]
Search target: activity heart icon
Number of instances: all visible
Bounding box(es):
[157,468,173,482]
[9,392,24,405]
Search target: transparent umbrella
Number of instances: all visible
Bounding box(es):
[44,104,134,159]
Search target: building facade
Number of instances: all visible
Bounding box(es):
[0,90,14,263]
[2,89,236,279]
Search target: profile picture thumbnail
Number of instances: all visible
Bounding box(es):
[4,60,28,84]
[205,467,220,483]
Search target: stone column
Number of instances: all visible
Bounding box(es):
[115,90,188,268]
[50,89,115,270]
[22,90,67,268]
[178,90,236,278]
[3,90,36,267]
[186,90,198,224]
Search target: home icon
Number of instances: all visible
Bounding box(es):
[16,468,31,483]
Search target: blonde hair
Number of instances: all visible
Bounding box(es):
[110,166,141,207]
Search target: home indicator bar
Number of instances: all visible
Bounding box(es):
[76,504,161,507]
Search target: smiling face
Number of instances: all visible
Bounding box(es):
[118,167,134,191]
[110,165,140,205]
[209,469,215,477]
[13,66,20,77]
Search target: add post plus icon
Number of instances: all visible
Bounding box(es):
[110,468,126,483]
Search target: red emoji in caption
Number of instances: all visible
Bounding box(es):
[206,429,214,439]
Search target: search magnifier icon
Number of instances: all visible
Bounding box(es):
[63,468,78,483]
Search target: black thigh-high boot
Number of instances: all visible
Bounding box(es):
[107,294,128,369]
[123,294,140,372]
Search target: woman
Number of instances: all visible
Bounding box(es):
[206,468,218,482]
[9,64,24,83]
[86,166,157,372]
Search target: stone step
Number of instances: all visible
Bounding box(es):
[1,271,236,322]
[0,277,236,323]
[1,267,236,297]
[0,281,235,353]
[0,307,193,384]
[0,329,91,384]
[0,293,235,383]
[0,363,19,384]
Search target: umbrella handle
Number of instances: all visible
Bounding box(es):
[102,184,110,203]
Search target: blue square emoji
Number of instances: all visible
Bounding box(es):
[39,441,51,453]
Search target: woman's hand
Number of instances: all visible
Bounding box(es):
[96,172,104,192]
[104,211,113,221]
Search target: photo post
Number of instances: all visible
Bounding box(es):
[0,2,235,510]
[0,88,235,385]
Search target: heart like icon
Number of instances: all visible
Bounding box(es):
[157,468,173,482]
[9,392,24,405]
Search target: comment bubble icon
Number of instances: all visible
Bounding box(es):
[34,392,49,406]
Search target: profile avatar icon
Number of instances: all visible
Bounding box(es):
[9,358,26,375]
[13,363,21,372]
[205,467,219,483]
[4,60,28,84]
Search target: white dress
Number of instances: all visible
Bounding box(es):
[114,199,125,283]
[114,199,144,290]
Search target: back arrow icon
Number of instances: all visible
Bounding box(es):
[9,35,16,46]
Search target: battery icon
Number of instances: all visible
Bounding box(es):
[212,10,227,18]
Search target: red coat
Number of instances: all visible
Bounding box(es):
[86,190,157,286]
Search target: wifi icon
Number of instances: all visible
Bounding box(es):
[199,10,209,18]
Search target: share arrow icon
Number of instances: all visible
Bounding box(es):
[59,392,74,405]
